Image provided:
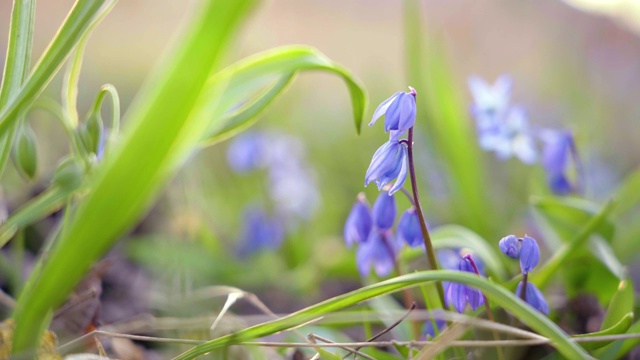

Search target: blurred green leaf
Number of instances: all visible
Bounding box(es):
[174,270,590,360]
[404,0,494,237]
[613,167,640,216]
[574,312,633,351]
[202,45,367,145]
[11,0,257,354]
[601,279,634,331]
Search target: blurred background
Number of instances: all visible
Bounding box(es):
[0,0,639,356]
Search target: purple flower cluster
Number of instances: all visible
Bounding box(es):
[344,192,425,277]
[364,88,417,195]
[468,76,579,195]
[499,235,549,314]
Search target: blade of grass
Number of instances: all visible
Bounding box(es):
[174,270,590,360]
[11,0,258,354]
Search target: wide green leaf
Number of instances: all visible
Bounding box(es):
[174,270,590,360]
[11,0,257,354]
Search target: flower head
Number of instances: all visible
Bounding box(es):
[370,88,416,139]
[356,230,398,278]
[490,106,538,164]
[519,236,540,274]
[397,207,423,247]
[517,281,549,314]
[343,193,372,248]
[445,257,485,313]
[540,129,576,195]
[499,235,520,259]
[236,207,284,257]
[365,140,408,195]
[371,191,396,231]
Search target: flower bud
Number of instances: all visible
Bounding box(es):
[343,193,372,247]
[397,208,423,247]
[13,124,38,180]
[371,191,396,230]
[81,112,104,156]
[520,236,540,274]
[499,234,520,259]
[52,157,84,191]
[517,281,549,314]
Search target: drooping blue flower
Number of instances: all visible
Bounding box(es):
[356,230,398,278]
[517,281,549,314]
[519,236,540,274]
[445,257,485,313]
[499,235,520,259]
[422,318,447,339]
[343,193,372,248]
[397,207,423,247]
[371,191,396,231]
[369,88,416,139]
[236,207,284,257]
[540,129,576,195]
[364,140,408,195]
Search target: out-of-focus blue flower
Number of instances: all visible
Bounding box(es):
[490,106,538,164]
[371,191,396,231]
[540,129,576,195]
[343,193,372,248]
[517,281,549,314]
[445,257,485,313]
[356,230,398,278]
[422,318,447,339]
[397,207,423,247]
[226,132,266,173]
[468,75,512,128]
[499,235,520,259]
[365,140,408,195]
[369,88,416,139]
[519,236,540,274]
[236,207,284,257]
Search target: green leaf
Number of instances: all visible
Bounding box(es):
[11,0,258,354]
[201,45,367,145]
[174,271,590,360]
[0,0,36,177]
[601,279,634,331]
[574,313,633,351]
[531,198,617,289]
[613,167,640,216]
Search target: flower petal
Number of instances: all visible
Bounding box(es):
[343,194,372,247]
[370,92,402,127]
[372,191,396,230]
[499,235,520,259]
[520,236,540,274]
[388,144,408,195]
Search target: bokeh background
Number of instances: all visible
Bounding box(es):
[0,0,639,355]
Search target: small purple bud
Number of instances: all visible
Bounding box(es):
[540,129,575,195]
[364,140,408,195]
[499,235,520,259]
[520,236,540,274]
[343,194,372,248]
[356,230,397,278]
[397,208,423,247]
[371,191,396,231]
[517,281,549,314]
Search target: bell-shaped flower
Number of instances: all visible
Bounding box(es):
[517,281,549,314]
[422,318,446,339]
[445,257,485,313]
[397,207,423,247]
[356,230,399,278]
[343,193,372,248]
[499,235,520,259]
[371,191,396,231]
[369,89,416,139]
[540,129,576,195]
[519,236,540,274]
[365,140,409,195]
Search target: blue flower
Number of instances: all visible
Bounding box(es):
[540,129,576,195]
[236,207,284,257]
[397,207,423,247]
[365,140,408,195]
[519,236,540,274]
[517,281,549,314]
[422,318,447,339]
[343,193,372,248]
[468,75,512,147]
[356,230,398,278]
[499,235,520,259]
[371,191,396,231]
[445,257,484,313]
[490,106,538,164]
[226,132,265,173]
[370,88,416,139]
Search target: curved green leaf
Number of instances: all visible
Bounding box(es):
[574,312,633,350]
[11,0,257,354]
[601,279,634,331]
[201,45,368,144]
[174,270,590,360]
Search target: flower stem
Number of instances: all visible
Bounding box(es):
[406,127,445,306]
[520,273,528,301]
[465,254,505,360]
